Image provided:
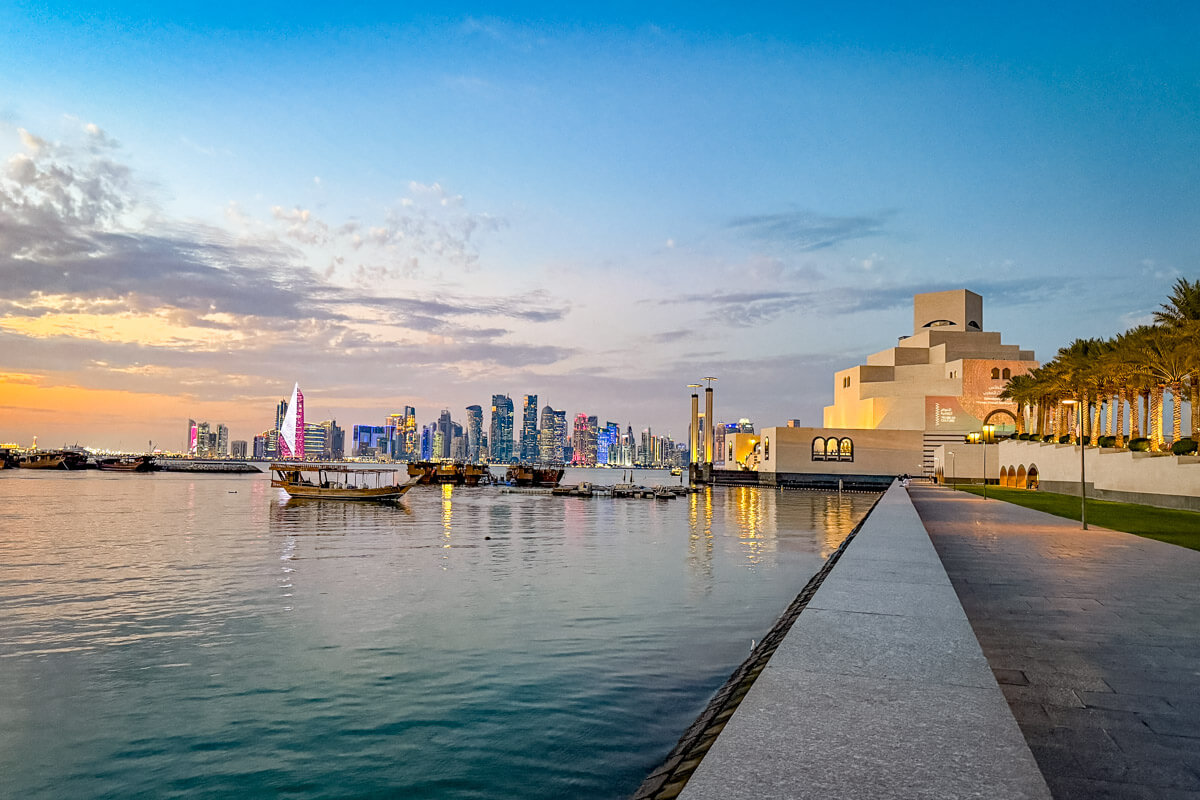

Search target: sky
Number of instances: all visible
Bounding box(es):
[1,2,1198,451]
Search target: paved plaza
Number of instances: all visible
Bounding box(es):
[910,485,1200,799]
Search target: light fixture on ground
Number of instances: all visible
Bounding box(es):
[1062,398,1087,529]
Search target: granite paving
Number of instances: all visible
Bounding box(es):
[678,482,1049,800]
[909,485,1200,800]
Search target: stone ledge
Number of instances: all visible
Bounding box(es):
[676,482,1050,800]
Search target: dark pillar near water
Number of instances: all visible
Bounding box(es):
[690,392,699,465]
[704,387,714,468]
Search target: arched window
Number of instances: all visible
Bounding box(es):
[991,367,1001,379]
[728,443,734,463]
[812,437,825,461]
[825,438,839,460]
[923,319,955,327]
[763,436,769,459]
[839,438,853,462]
[1002,368,1011,379]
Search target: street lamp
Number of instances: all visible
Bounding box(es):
[947,450,955,489]
[1062,399,1087,529]
[982,424,995,499]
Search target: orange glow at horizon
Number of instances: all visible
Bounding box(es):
[0,375,258,449]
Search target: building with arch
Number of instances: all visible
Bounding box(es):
[754,290,1039,486]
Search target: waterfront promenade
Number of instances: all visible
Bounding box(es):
[675,482,1050,799]
[910,486,1200,798]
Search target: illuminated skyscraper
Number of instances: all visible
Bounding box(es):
[520,394,538,462]
[437,409,453,459]
[403,406,417,460]
[278,383,305,460]
[195,421,211,457]
[465,405,483,462]
[489,394,514,463]
[187,419,198,455]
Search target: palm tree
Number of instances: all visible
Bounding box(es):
[1136,327,1190,447]
[1055,338,1104,443]
[1154,277,1200,438]
[1000,373,1039,434]
[1154,277,1200,326]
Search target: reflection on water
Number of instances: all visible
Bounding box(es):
[0,469,877,799]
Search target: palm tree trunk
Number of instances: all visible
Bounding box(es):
[1151,386,1165,449]
[1090,397,1101,443]
[1105,395,1114,437]
[1171,382,1183,444]
[1191,379,1199,439]
[1142,391,1152,441]
[1115,393,1125,448]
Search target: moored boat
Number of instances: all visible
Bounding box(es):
[406,461,491,486]
[503,465,565,487]
[96,455,157,472]
[16,451,68,469]
[271,463,418,500]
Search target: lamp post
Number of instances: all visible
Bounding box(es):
[948,450,955,489]
[981,423,995,500]
[1062,398,1087,529]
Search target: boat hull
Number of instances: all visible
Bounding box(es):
[270,479,415,500]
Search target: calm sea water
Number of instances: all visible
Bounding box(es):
[0,467,876,799]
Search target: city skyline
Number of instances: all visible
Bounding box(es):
[2,5,1197,449]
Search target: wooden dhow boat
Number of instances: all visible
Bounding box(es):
[16,450,83,469]
[406,461,490,486]
[96,454,157,472]
[503,465,565,487]
[271,463,419,500]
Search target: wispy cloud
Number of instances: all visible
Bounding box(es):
[0,123,570,395]
[727,210,892,251]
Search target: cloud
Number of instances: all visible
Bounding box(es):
[728,210,892,251]
[0,124,570,392]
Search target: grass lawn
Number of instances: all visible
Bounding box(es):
[954,485,1200,551]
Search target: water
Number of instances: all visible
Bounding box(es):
[0,468,877,799]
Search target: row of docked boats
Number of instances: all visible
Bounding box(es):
[551,482,698,499]
[404,461,565,487]
[0,449,157,471]
[0,448,91,470]
[269,461,568,501]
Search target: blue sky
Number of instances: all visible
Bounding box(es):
[1,2,1197,449]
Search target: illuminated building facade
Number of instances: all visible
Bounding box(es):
[520,394,539,462]
[490,394,514,463]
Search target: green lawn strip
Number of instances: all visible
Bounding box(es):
[953,485,1200,551]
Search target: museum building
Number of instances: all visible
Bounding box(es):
[753,289,1039,487]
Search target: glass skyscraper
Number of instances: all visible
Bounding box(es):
[520,394,538,462]
[489,394,514,463]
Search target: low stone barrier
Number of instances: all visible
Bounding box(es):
[647,481,1050,800]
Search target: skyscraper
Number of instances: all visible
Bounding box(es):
[278,383,305,460]
[385,413,404,459]
[195,421,211,457]
[437,409,453,459]
[216,424,229,458]
[538,405,557,464]
[489,394,514,463]
[520,394,538,462]
[187,419,197,455]
[465,405,483,462]
[403,406,417,460]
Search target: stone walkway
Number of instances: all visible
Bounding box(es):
[909,485,1200,800]
[677,483,1048,800]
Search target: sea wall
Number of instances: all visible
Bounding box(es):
[660,482,1049,799]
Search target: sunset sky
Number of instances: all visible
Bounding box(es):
[2,3,1198,450]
